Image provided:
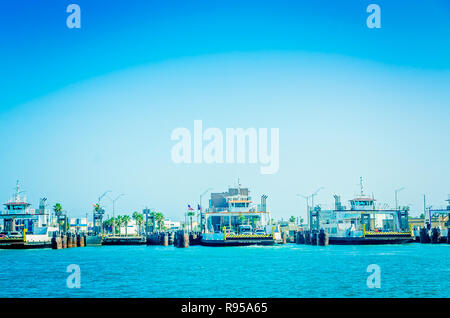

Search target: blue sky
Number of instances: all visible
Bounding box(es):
[0,0,449,220]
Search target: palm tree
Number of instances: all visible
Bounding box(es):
[116,216,123,236]
[132,212,144,235]
[103,218,115,234]
[53,203,63,233]
[154,212,164,231]
[289,216,296,223]
[187,211,195,232]
[122,215,131,236]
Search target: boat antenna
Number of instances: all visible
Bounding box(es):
[360,177,364,196]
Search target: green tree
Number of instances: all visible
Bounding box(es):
[132,211,144,235]
[289,216,296,223]
[53,203,63,216]
[187,210,195,232]
[154,212,164,231]
[116,215,124,236]
[53,203,64,233]
[122,215,131,236]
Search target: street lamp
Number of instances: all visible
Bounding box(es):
[95,190,111,234]
[311,187,324,210]
[395,187,405,210]
[108,193,124,236]
[296,194,310,226]
[297,186,324,227]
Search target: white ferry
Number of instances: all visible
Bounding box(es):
[200,183,281,246]
[0,181,58,249]
[310,178,415,244]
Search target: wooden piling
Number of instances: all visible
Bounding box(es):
[311,230,318,245]
[282,231,287,244]
[305,230,311,245]
[419,227,431,243]
[162,233,169,246]
[62,235,67,248]
[431,227,441,244]
[77,234,86,247]
[183,232,189,248]
[51,236,62,249]
[297,231,305,244]
[318,229,329,246]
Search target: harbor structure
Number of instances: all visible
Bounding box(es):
[200,183,280,246]
[309,178,415,244]
[0,181,58,248]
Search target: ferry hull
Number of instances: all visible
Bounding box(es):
[0,239,52,249]
[328,236,415,245]
[201,239,275,246]
[102,236,146,245]
[86,235,103,246]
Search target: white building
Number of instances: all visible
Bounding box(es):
[164,219,181,230]
[69,218,88,232]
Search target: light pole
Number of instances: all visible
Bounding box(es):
[199,188,213,232]
[96,190,111,234]
[311,187,324,211]
[297,194,310,226]
[395,187,405,210]
[297,186,324,227]
[108,193,124,236]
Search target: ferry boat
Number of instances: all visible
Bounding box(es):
[200,183,281,246]
[0,181,58,249]
[310,178,415,245]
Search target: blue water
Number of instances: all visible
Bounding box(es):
[0,244,448,298]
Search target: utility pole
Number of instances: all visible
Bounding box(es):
[297,187,324,227]
[297,194,310,226]
[108,193,124,236]
[96,190,111,235]
[199,188,213,233]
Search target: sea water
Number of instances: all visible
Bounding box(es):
[0,244,448,297]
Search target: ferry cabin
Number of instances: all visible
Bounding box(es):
[0,183,52,236]
[311,195,410,237]
[203,187,269,234]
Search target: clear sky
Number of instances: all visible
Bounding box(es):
[0,0,449,221]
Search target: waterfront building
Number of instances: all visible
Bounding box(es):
[69,218,88,232]
[164,219,181,230]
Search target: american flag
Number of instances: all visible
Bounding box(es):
[187,205,194,211]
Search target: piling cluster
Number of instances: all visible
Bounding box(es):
[51,233,86,249]
[419,226,447,244]
[293,229,329,246]
[145,231,201,248]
